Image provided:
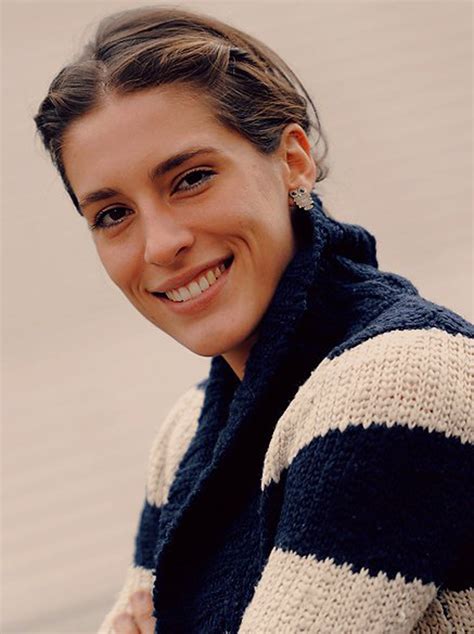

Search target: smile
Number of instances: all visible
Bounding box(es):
[162,257,232,302]
[152,257,233,313]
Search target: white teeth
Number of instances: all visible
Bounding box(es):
[206,270,216,285]
[162,259,231,303]
[177,286,191,301]
[198,275,210,291]
[188,281,202,299]
[166,289,180,301]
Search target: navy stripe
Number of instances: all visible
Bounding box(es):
[265,423,474,590]
[133,499,162,569]
[327,295,474,361]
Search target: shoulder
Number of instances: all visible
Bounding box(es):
[263,325,473,487]
[145,381,206,506]
[330,289,474,359]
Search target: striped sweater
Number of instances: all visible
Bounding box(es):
[98,192,473,633]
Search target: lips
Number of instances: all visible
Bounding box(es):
[152,256,234,297]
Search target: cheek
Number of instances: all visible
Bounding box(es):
[95,243,141,290]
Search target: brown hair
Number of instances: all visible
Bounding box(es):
[33,5,329,215]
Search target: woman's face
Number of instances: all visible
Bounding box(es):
[62,84,312,373]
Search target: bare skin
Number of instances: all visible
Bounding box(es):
[61,84,316,382]
[112,590,156,634]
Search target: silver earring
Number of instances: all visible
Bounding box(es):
[289,186,314,211]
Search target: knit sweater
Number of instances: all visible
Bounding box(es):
[98,192,473,634]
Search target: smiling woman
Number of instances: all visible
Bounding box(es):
[59,82,310,373]
[33,5,474,634]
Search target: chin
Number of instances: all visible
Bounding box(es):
[179,336,234,358]
[177,325,255,359]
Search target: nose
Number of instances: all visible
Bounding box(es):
[142,207,195,266]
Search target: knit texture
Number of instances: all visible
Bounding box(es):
[98,192,474,633]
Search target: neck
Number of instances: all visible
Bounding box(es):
[222,330,260,381]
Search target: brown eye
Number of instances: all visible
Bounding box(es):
[90,207,132,231]
[175,168,215,193]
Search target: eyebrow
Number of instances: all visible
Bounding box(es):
[78,146,221,212]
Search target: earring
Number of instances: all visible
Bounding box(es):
[289,186,314,211]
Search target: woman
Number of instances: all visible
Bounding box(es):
[33,6,473,634]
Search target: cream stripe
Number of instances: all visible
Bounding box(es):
[146,385,204,507]
[97,564,154,634]
[262,328,473,488]
[238,547,436,634]
[437,587,474,633]
[412,587,474,633]
[411,594,448,633]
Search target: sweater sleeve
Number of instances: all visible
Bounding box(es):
[96,502,157,634]
[239,328,473,633]
[96,384,204,634]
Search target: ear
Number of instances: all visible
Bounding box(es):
[277,123,317,192]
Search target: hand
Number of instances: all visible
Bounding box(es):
[112,591,156,634]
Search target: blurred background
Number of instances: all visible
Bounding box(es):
[2,0,472,631]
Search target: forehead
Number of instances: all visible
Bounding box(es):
[64,83,220,146]
[61,84,236,187]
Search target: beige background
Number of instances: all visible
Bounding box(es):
[2,0,472,632]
